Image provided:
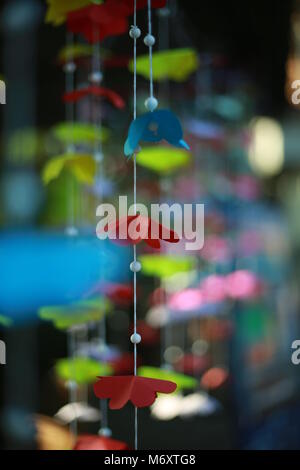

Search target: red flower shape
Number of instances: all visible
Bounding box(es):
[67,2,167,44]
[111,0,167,14]
[63,85,125,109]
[109,352,141,375]
[74,435,130,451]
[94,375,177,409]
[101,214,180,249]
[67,5,128,43]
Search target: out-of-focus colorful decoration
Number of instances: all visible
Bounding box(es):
[46,0,95,26]
[67,4,128,43]
[74,434,130,450]
[124,110,190,157]
[35,415,76,450]
[94,375,177,409]
[39,297,111,329]
[42,153,96,185]
[63,86,125,109]
[140,254,196,279]
[131,48,199,82]
[101,215,180,248]
[136,146,190,173]
[56,357,113,385]
[138,366,198,391]
[51,122,110,145]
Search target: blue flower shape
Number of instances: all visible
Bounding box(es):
[124,109,190,157]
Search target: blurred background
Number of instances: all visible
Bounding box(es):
[1,0,300,450]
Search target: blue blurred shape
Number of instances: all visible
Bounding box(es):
[124,109,189,157]
[0,230,130,323]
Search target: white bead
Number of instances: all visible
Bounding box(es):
[63,62,76,74]
[89,71,103,84]
[144,34,155,47]
[99,427,112,437]
[129,26,141,39]
[130,333,142,344]
[130,261,142,272]
[145,96,158,112]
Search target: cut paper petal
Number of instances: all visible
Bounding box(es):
[139,254,196,279]
[39,297,112,330]
[55,402,101,424]
[174,354,211,376]
[94,375,177,409]
[42,153,96,185]
[101,214,180,249]
[201,367,229,390]
[35,415,76,451]
[200,275,227,303]
[124,110,190,157]
[67,4,128,44]
[46,0,94,26]
[169,288,204,312]
[131,48,199,82]
[137,366,197,392]
[63,86,125,109]
[56,357,112,385]
[111,0,167,14]
[179,392,221,418]
[57,43,93,63]
[74,434,130,451]
[51,122,110,145]
[151,393,221,420]
[57,44,111,64]
[150,395,182,421]
[136,146,190,174]
[225,270,263,300]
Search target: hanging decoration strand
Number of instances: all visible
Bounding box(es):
[133,0,138,451]
[65,31,76,233]
[147,0,154,99]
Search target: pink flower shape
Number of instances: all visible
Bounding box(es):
[225,270,262,300]
[201,274,227,303]
[169,288,204,312]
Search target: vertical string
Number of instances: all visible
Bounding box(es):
[147,0,154,99]
[133,0,138,452]
[68,328,78,437]
[65,31,76,233]
[91,28,110,434]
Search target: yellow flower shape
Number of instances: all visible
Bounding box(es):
[139,254,196,279]
[51,122,110,145]
[136,146,190,174]
[46,0,102,26]
[42,153,96,185]
[129,48,199,82]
